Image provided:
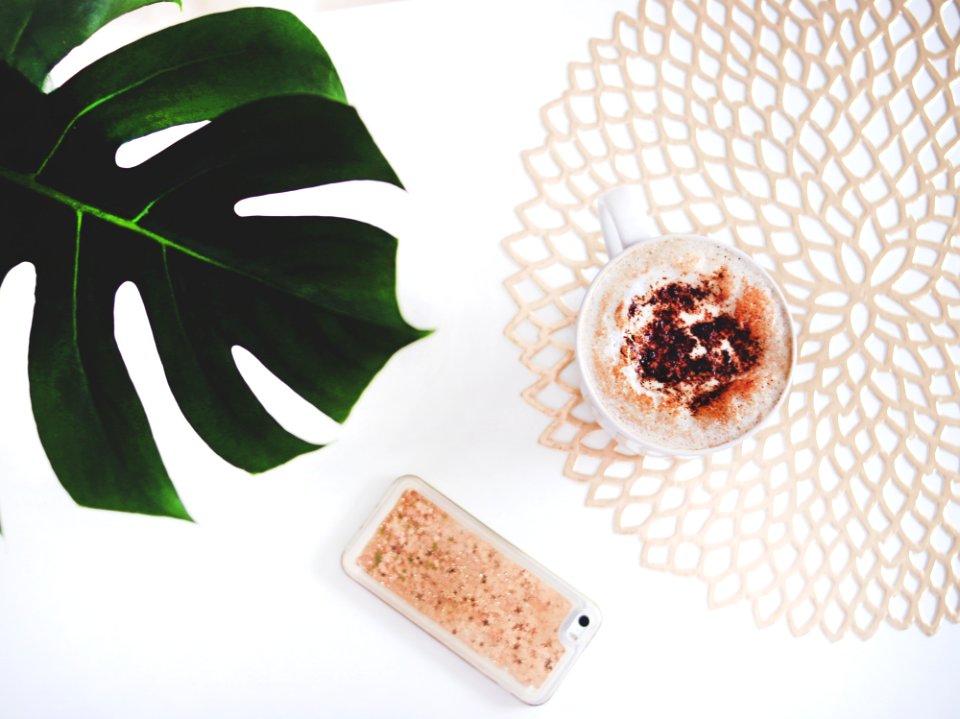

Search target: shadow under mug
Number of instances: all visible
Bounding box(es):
[575,186,797,456]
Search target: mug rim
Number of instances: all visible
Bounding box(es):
[575,232,797,457]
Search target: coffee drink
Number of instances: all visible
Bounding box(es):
[578,236,793,452]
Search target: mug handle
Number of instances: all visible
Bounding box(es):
[597,186,661,258]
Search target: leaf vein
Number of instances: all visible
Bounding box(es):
[1,166,230,267]
[35,48,248,177]
[72,210,81,343]
[6,9,33,65]
[0,168,400,327]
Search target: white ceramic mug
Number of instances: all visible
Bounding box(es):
[575,186,796,456]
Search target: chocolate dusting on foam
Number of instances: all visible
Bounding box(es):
[620,268,765,416]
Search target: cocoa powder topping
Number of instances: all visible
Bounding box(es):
[620,269,763,414]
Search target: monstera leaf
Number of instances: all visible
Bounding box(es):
[0,2,426,524]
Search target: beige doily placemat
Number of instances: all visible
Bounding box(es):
[503,0,960,639]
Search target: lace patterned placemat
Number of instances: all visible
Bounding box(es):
[503,0,960,639]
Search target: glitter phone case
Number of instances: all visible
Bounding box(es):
[341,475,601,705]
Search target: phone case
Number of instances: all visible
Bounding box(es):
[341,475,601,705]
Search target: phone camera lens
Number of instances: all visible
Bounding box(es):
[578,615,590,627]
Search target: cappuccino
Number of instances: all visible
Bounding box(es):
[578,236,793,451]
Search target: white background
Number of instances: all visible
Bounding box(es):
[0,0,957,717]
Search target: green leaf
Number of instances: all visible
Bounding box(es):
[0,0,177,88]
[0,7,426,521]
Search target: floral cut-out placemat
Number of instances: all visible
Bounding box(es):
[503,0,960,639]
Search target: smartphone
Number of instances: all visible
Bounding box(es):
[341,475,601,705]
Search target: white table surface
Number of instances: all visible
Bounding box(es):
[0,1,957,717]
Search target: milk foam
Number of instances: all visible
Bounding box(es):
[580,237,793,451]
